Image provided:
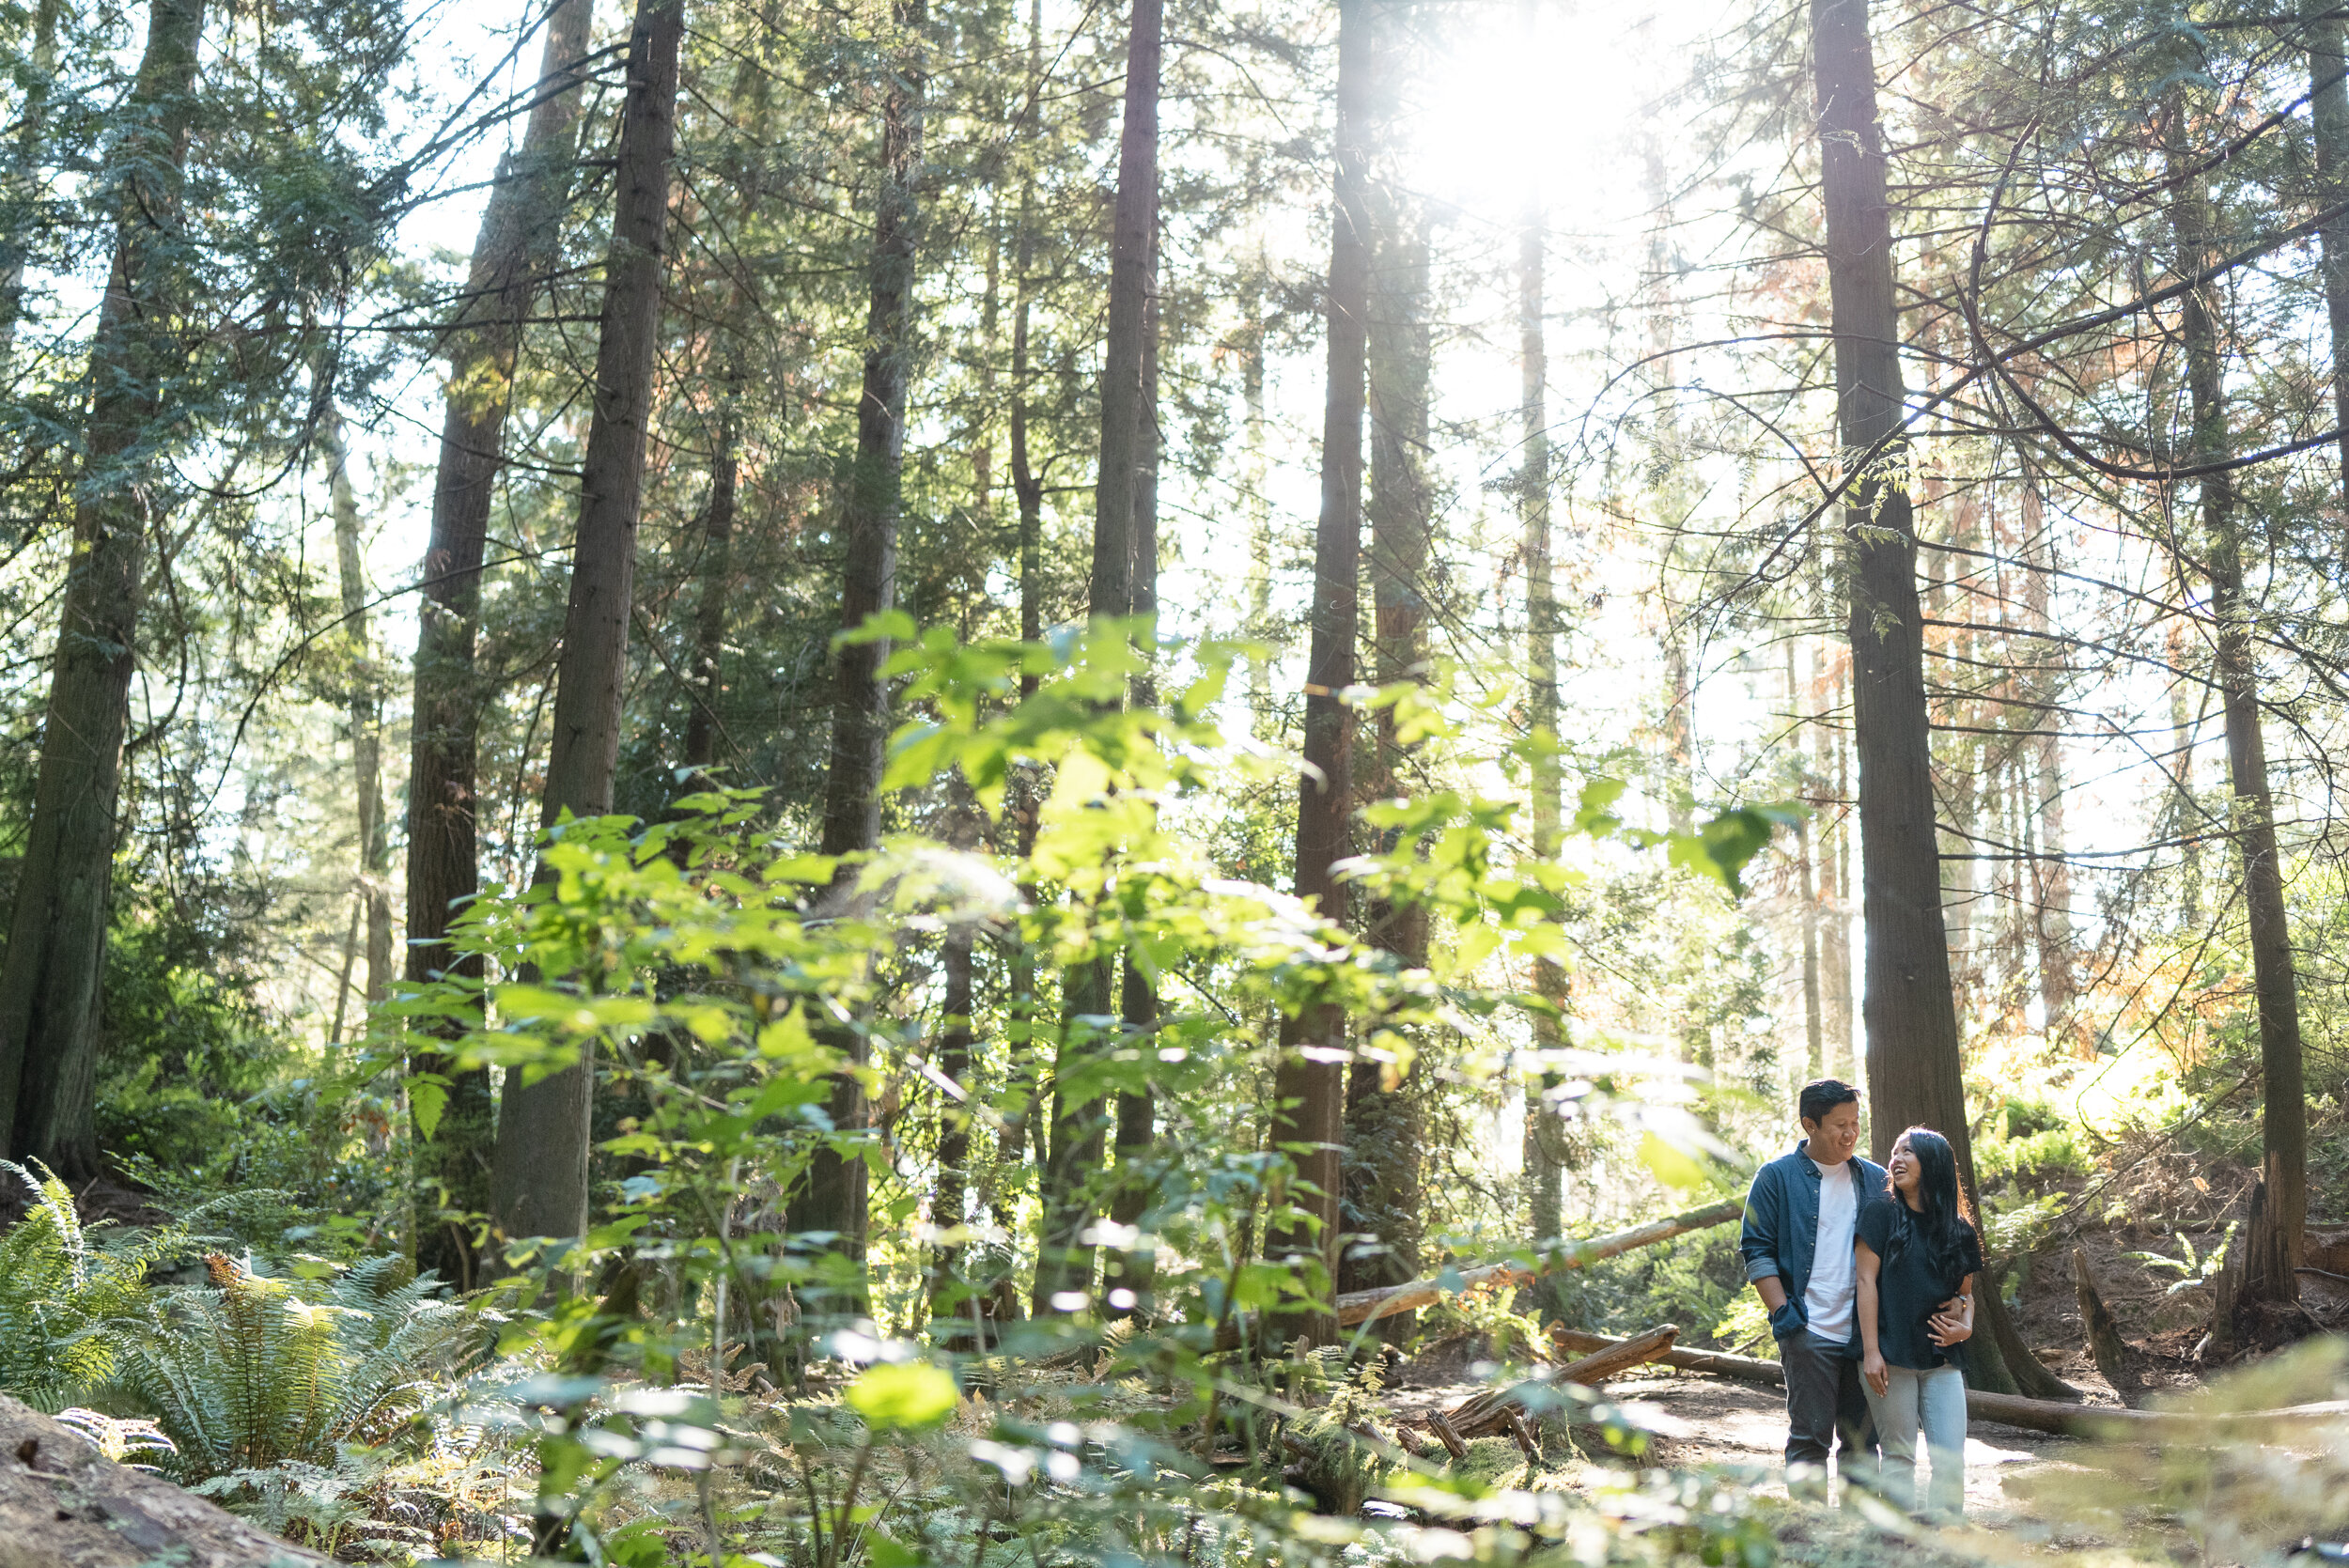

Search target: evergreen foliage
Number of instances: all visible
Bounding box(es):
[0,0,2344,1554]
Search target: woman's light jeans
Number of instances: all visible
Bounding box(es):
[1862,1364,1967,1515]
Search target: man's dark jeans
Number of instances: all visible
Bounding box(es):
[1779,1328,1876,1498]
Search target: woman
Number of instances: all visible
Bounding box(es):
[1855,1126,1981,1518]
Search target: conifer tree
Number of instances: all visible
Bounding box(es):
[405,0,595,1286]
[0,0,208,1175]
[1267,0,1373,1344]
[798,0,929,1272]
[491,0,686,1244]
[1808,0,2067,1396]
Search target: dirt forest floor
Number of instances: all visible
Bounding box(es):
[1381,1244,2349,1568]
[1389,1359,2114,1554]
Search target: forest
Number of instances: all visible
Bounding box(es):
[0,0,2344,1557]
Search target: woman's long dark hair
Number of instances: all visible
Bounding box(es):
[1885,1126,1974,1282]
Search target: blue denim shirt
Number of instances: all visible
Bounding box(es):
[1739,1138,1889,1350]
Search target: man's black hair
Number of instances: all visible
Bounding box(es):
[1797,1078,1860,1126]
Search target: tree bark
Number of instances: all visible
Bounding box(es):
[1265,0,1372,1346]
[2309,0,2349,520]
[1036,0,1160,1315]
[1082,0,1160,629]
[1107,205,1160,1317]
[2167,600,2202,931]
[490,0,684,1246]
[2165,96,2306,1307]
[1809,0,2068,1397]
[1792,649,1824,1080]
[996,0,1044,1243]
[1242,225,1275,735]
[2072,1246,2149,1407]
[322,400,395,1013]
[1345,11,1429,1313]
[817,0,922,865]
[1516,13,1564,1247]
[406,0,594,1292]
[683,401,739,774]
[0,0,206,1176]
[0,0,61,360]
[1936,499,1978,1022]
[2023,486,2073,1048]
[797,0,926,1274]
[1819,657,1856,1079]
[927,927,975,1334]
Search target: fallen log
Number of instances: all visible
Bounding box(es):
[1549,1327,1782,1386]
[1548,1327,2349,1439]
[1440,1326,1682,1437]
[1965,1389,2349,1439]
[0,1395,330,1567]
[1551,1323,1680,1387]
[1335,1200,1745,1327]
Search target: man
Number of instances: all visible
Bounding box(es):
[1740,1079,1883,1499]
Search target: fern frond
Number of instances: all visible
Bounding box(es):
[0,1160,174,1410]
[129,1253,465,1484]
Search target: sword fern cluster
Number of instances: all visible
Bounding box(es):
[122,1251,468,1482]
[0,1160,169,1411]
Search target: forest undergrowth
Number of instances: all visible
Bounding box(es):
[0,634,2338,1567]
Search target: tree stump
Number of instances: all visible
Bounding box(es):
[2073,1247,2151,1407]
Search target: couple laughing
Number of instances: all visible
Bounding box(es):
[1740,1079,1983,1519]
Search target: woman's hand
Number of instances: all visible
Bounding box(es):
[1927,1293,1973,1347]
[1862,1347,1890,1397]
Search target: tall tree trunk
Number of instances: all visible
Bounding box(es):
[927,927,975,1332]
[406,0,594,1291]
[2309,1,2349,521]
[1107,210,1160,1318]
[0,0,61,358]
[2022,482,2072,1048]
[934,197,999,1325]
[1081,0,1160,627]
[0,0,206,1175]
[1266,0,1372,1345]
[1810,0,2067,1396]
[817,0,923,863]
[1644,148,1700,849]
[1035,0,1161,1314]
[1818,655,1856,1079]
[683,401,739,774]
[322,401,394,1010]
[490,0,684,1245]
[1345,13,1429,1310]
[996,0,1044,1245]
[1515,30,1563,1247]
[1242,234,1275,738]
[1940,499,1979,1027]
[1791,647,1824,1080]
[2165,96,2306,1308]
[797,0,926,1280]
[2167,605,2201,930]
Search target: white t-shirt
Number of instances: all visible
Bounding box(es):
[1803,1157,1858,1341]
